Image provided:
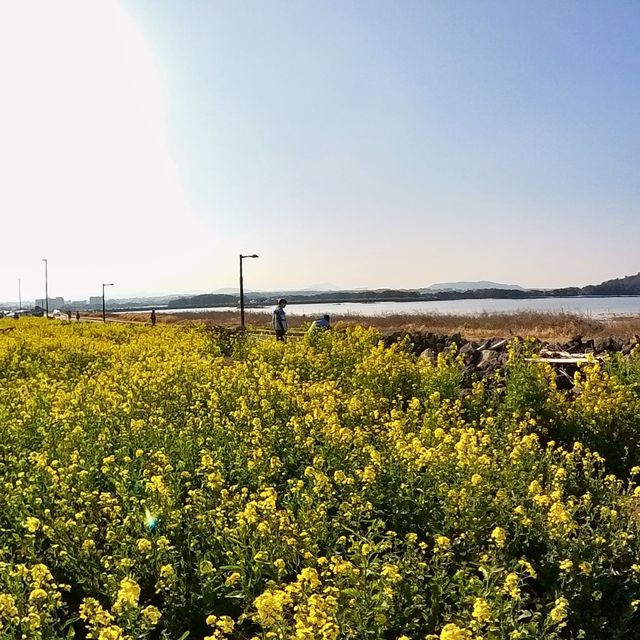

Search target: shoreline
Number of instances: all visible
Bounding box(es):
[105,309,640,342]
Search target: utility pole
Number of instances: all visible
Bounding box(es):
[239,253,259,328]
[102,283,114,322]
[42,259,48,318]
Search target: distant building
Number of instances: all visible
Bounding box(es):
[88,296,103,308]
[35,297,65,309]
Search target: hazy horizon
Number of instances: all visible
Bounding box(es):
[4,276,638,307]
[1,1,639,300]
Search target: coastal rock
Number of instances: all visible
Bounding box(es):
[478,349,500,370]
[622,340,635,355]
[459,342,476,356]
[381,331,409,348]
[563,336,583,353]
[420,348,436,363]
[594,337,612,353]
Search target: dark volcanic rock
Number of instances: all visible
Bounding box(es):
[594,337,612,353]
[378,331,634,391]
[563,336,583,353]
[459,342,476,356]
[478,349,500,370]
[382,331,409,348]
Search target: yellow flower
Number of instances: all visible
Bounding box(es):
[97,625,126,640]
[82,539,95,552]
[200,560,214,575]
[381,564,402,584]
[26,612,42,630]
[216,616,234,633]
[0,593,18,618]
[471,598,492,623]
[225,572,241,587]
[254,589,291,625]
[502,573,520,599]
[142,605,161,625]
[79,598,113,626]
[559,559,573,572]
[434,535,451,552]
[440,623,472,640]
[550,597,569,623]
[114,577,141,611]
[28,588,48,601]
[137,538,152,553]
[158,565,173,579]
[24,517,41,533]
[298,567,321,588]
[490,527,507,548]
[528,480,542,495]
[156,536,171,550]
[517,559,537,578]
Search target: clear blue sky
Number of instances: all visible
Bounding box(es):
[1,0,638,299]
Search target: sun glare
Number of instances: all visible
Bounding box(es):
[0,1,211,300]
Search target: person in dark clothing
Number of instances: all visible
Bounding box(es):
[272,299,288,341]
[150,309,157,326]
[76,311,80,322]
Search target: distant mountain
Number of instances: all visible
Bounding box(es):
[427,281,525,292]
[212,288,240,295]
[105,272,640,313]
[583,272,640,296]
[301,283,341,291]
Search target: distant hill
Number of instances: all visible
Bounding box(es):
[301,283,341,291]
[121,272,640,312]
[583,272,640,296]
[428,281,525,292]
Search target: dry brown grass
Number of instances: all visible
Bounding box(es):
[104,309,640,342]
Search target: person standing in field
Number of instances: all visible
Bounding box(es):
[150,309,157,326]
[272,298,288,341]
[76,310,80,322]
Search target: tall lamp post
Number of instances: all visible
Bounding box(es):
[102,283,114,323]
[239,253,258,328]
[42,258,48,318]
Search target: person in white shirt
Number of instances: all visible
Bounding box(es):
[272,298,288,341]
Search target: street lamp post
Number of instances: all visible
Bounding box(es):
[102,283,114,323]
[239,253,258,328]
[42,259,48,318]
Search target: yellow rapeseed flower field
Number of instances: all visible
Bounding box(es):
[0,318,639,639]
